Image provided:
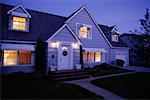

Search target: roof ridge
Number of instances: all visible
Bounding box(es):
[0,3,67,19]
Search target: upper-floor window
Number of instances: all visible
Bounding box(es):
[13,16,26,31]
[7,4,31,32]
[76,23,92,39]
[112,33,119,42]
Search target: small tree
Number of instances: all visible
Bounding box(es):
[35,39,46,74]
[132,9,150,67]
[80,45,83,68]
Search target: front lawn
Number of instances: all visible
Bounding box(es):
[1,75,103,99]
[85,64,131,77]
[91,72,150,99]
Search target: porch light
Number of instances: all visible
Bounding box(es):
[51,41,60,48]
[72,42,79,49]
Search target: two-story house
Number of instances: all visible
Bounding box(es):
[0,3,129,74]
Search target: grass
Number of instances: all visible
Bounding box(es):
[85,64,131,77]
[91,72,150,99]
[1,73,103,99]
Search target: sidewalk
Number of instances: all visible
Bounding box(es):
[64,72,137,100]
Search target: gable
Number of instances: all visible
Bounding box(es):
[47,24,81,44]
[13,6,26,13]
[52,26,77,42]
[66,6,112,48]
[7,4,31,18]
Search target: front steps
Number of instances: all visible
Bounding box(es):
[51,69,90,81]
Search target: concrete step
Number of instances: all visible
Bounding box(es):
[51,69,90,81]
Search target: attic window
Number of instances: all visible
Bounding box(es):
[13,16,26,30]
[112,34,119,42]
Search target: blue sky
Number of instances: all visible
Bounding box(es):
[1,0,150,33]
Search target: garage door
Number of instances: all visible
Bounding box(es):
[116,52,127,66]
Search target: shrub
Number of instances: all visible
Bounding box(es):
[93,63,109,70]
[115,59,125,67]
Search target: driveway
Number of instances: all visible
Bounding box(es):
[124,66,150,72]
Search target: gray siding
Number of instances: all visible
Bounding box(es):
[1,66,34,75]
[13,7,26,13]
[67,8,111,64]
[52,26,77,42]
[47,48,58,68]
[73,49,80,66]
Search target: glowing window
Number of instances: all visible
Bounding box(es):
[88,52,94,62]
[4,50,18,66]
[13,16,26,30]
[95,52,101,62]
[83,52,88,63]
[19,50,31,65]
[79,27,89,38]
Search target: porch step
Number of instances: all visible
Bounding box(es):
[51,70,90,81]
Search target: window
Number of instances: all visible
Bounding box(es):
[83,52,102,63]
[3,50,32,66]
[83,52,88,63]
[4,50,18,66]
[77,23,92,39]
[88,52,94,62]
[19,50,31,64]
[95,52,101,62]
[13,16,26,31]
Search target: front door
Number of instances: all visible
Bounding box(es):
[58,44,72,70]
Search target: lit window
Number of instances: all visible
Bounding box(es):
[82,52,102,63]
[3,50,32,66]
[95,52,101,62]
[79,26,90,38]
[83,52,88,63]
[77,23,92,39]
[19,50,31,65]
[4,50,18,66]
[112,34,119,42]
[13,16,26,30]
[88,52,94,62]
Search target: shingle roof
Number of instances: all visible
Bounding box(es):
[1,3,67,41]
[1,3,128,47]
[98,24,128,47]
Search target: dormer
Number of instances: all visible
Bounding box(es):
[7,4,31,32]
[111,32,119,42]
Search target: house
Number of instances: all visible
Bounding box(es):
[120,33,142,66]
[0,3,129,75]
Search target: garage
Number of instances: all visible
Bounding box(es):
[116,52,128,66]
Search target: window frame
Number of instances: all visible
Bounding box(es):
[2,50,34,67]
[76,22,92,39]
[9,15,29,32]
[83,52,102,63]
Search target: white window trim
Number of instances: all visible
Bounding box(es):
[83,52,102,63]
[76,22,92,39]
[9,16,29,32]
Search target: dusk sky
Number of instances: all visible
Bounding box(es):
[1,0,150,33]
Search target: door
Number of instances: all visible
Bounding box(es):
[58,44,72,70]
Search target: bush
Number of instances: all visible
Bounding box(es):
[93,63,110,70]
[115,59,125,67]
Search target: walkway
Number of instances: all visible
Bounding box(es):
[64,71,137,100]
[124,66,150,72]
